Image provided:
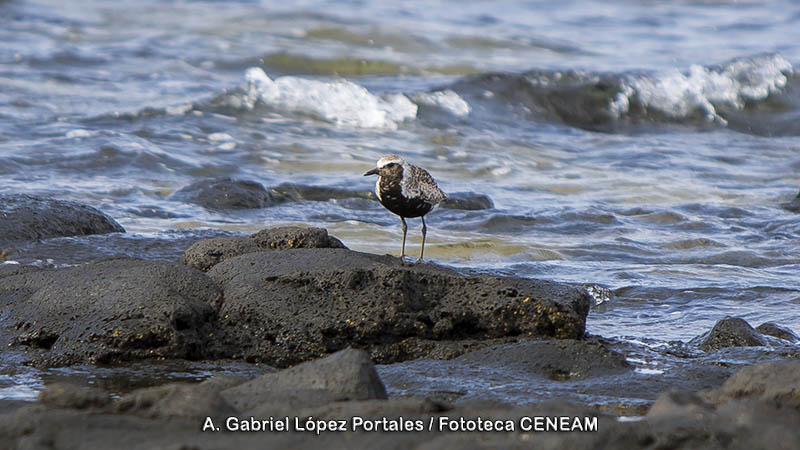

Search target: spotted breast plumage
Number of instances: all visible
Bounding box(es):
[364,154,447,262]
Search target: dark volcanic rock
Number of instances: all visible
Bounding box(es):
[691,316,768,351]
[441,191,494,210]
[207,248,590,366]
[180,236,261,271]
[112,381,238,419]
[181,226,346,271]
[3,356,799,450]
[455,339,631,381]
[172,177,283,209]
[781,190,800,212]
[0,259,221,366]
[640,361,800,449]
[251,226,346,250]
[703,360,800,409]
[756,322,800,343]
[0,194,124,246]
[222,348,387,412]
[37,383,112,410]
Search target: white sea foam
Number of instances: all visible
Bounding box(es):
[66,129,94,138]
[243,67,417,129]
[412,89,471,116]
[609,54,793,124]
[207,132,234,142]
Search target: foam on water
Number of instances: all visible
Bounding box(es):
[412,89,471,116]
[610,54,793,124]
[243,67,417,129]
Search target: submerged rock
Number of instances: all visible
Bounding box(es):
[756,322,800,343]
[181,226,346,271]
[454,338,630,381]
[780,190,800,213]
[172,177,283,210]
[691,316,768,351]
[207,248,590,366]
[440,191,494,210]
[0,194,124,246]
[0,259,221,366]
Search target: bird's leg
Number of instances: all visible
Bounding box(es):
[400,217,408,261]
[418,216,427,263]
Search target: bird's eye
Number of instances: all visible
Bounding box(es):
[386,163,396,168]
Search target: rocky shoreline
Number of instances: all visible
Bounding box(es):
[2,350,798,449]
[1,194,799,449]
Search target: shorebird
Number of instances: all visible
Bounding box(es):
[364,154,447,262]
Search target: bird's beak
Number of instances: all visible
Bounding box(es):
[364,167,379,176]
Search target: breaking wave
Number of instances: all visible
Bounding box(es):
[241,67,417,129]
[609,54,793,125]
[447,53,798,135]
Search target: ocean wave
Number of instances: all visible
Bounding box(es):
[242,67,417,129]
[610,54,793,125]
[412,90,471,116]
[447,53,797,134]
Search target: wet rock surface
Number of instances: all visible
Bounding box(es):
[180,226,346,271]
[1,227,588,368]
[2,353,799,449]
[0,194,124,246]
[222,348,387,412]
[206,247,590,366]
[0,259,221,366]
[454,338,631,381]
[440,191,494,210]
[691,316,769,351]
[250,226,347,250]
[171,177,283,210]
[756,321,800,343]
[1,219,798,448]
[642,360,800,449]
[780,189,800,212]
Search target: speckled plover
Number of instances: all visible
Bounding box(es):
[364,154,447,262]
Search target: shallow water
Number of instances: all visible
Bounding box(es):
[2,0,800,404]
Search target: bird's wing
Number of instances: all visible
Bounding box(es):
[411,166,447,204]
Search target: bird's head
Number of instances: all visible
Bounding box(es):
[364,154,405,178]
